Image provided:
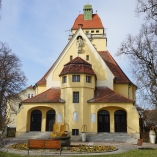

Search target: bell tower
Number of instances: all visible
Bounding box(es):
[83,4,93,20]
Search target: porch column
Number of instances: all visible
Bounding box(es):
[110,110,114,132]
[41,110,46,132]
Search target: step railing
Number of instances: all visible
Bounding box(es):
[16,124,29,137]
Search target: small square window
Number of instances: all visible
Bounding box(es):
[91,30,94,33]
[62,76,67,83]
[96,30,99,33]
[86,31,89,34]
[72,75,80,82]
[86,55,89,61]
[70,56,73,61]
[73,92,79,103]
[86,76,91,83]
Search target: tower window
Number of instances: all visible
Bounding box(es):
[70,56,73,61]
[62,76,67,83]
[72,75,80,82]
[86,76,91,83]
[86,55,89,61]
[73,92,79,103]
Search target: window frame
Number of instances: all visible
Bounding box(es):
[86,75,91,83]
[62,76,67,83]
[96,30,99,33]
[70,56,73,61]
[86,55,89,61]
[72,75,80,82]
[73,92,79,103]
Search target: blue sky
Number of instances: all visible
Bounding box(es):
[0,0,143,87]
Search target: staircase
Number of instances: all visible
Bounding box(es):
[16,132,51,139]
[85,133,137,144]
[16,132,137,144]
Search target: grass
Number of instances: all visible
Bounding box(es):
[1,149,157,157]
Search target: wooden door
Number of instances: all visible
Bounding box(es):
[98,110,110,132]
[30,110,42,131]
[114,110,127,132]
[46,110,56,131]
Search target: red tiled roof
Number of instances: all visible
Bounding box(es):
[88,87,133,103]
[71,14,104,30]
[27,85,33,89]
[22,88,65,103]
[59,57,96,76]
[98,51,134,84]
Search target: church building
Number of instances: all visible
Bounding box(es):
[16,4,140,139]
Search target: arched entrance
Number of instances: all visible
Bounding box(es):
[114,110,127,132]
[46,110,56,131]
[98,110,110,132]
[30,110,42,131]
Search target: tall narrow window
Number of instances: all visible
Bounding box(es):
[62,76,67,83]
[28,94,30,98]
[72,75,80,82]
[73,92,79,103]
[86,55,89,61]
[70,56,73,61]
[86,76,91,83]
[31,94,33,98]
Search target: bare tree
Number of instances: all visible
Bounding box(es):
[136,0,157,22]
[116,0,157,109]
[0,43,26,153]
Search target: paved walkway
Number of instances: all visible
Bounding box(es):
[2,138,157,156]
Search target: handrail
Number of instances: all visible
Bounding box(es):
[127,125,139,133]
[65,123,69,132]
[16,124,29,137]
[81,125,87,133]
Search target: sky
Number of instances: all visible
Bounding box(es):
[0,0,144,87]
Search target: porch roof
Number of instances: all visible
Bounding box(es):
[22,87,65,103]
[87,86,134,103]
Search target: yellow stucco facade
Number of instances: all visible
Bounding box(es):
[16,4,139,139]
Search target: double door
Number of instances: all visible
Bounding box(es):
[98,110,110,132]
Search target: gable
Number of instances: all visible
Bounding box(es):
[45,28,115,89]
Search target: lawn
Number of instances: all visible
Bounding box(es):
[1,149,157,157]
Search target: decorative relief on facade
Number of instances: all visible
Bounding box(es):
[91,113,96,122]
[57,113,62,122]
[73,111,78,121]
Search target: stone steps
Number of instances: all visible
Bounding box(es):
[16,132,51,139]
[16,132,137,144]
